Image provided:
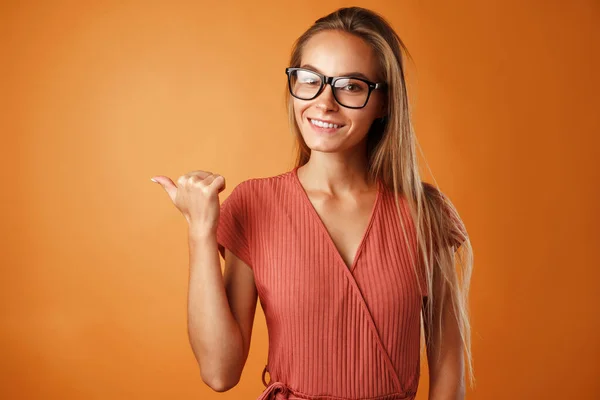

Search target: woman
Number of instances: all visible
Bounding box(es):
[152,6,474,400]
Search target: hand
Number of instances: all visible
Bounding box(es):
[151,171,226,235]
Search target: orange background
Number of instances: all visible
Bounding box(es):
[1,1,598,399]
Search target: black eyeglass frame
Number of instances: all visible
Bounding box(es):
[285,67,387,109]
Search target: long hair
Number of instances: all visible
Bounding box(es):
[285,7,475,389]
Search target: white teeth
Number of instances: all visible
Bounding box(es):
[310,119,340,129]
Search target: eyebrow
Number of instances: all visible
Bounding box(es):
[300,64,374,81]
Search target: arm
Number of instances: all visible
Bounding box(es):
[187,230,258,392]
[423,273,466,400]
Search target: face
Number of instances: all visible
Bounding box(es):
[293,30,386,155]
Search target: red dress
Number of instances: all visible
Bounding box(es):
[217,167,430,400]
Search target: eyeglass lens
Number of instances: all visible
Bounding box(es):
[289,69,370,108]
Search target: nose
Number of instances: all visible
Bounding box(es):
[314,83,339,112]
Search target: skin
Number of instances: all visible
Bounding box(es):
[153,29,465,397]
[292,30,386,269]
[424,286,467,400]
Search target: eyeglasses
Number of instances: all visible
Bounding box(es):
[285,67,386,109]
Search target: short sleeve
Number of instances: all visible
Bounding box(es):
[420,184,469,299]
[444,197,468,250]
[423,182,469,251]
[216,183,253,269]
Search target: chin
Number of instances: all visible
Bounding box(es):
[307,144,342,154]
[302,136,348,154]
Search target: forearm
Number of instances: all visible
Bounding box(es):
[425,294,466,400]
[428,378,465,400]
[426,327,466,400]
[186,229,244,390]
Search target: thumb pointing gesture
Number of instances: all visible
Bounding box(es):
[151,176,178,204]
[151,171,226,234]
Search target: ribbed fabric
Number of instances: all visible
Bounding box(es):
[217,167,426,400]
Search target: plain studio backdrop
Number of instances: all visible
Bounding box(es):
[1,1,598,399]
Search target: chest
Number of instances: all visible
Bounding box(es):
[251,188,422,324]
[308,190,378,270]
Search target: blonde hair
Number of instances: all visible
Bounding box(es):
[286,7,475,389]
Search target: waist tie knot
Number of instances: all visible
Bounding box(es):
[257,381,292,400]
[259,364,294,399]
[258,364,416,400]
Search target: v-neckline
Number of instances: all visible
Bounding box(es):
[291,166,382,272]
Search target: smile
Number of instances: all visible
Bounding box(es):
[309,118,343,129]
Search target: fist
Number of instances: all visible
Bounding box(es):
[151,170,226,234]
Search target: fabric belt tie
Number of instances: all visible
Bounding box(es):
[258,364,416,400]
[256,381,295,400]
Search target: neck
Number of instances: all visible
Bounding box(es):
[296,146,376,196]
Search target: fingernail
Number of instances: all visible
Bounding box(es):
[150,178,157,183]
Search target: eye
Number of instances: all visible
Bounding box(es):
[301,78,320,85]
[343,83,360,92]
[336,79,367,93]
[296,70,321,86]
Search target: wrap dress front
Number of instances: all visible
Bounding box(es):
[217,167,430,400]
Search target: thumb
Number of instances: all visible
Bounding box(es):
[151,176,177,203]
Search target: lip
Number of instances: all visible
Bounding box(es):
[307,117,345,134]
[308,117,345,126]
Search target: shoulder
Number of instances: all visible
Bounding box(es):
[224,169,296,202]
[421,181,468,247]
[422,181,448,203]
[421,182,457,216]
